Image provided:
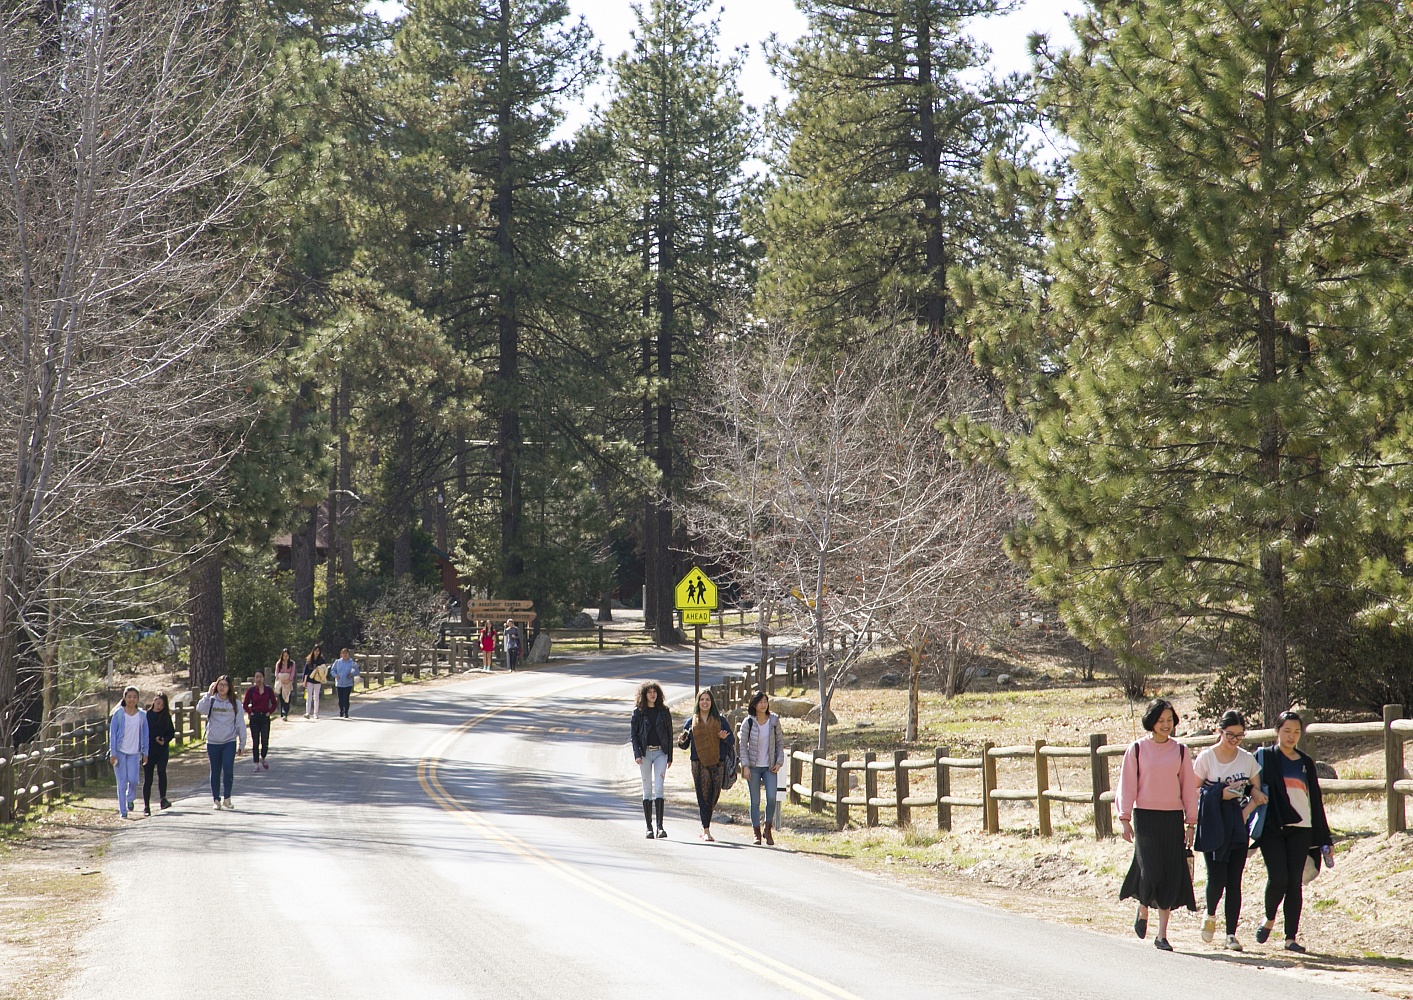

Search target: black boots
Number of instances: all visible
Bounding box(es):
[654,797,667,838]
[642,799,654,838]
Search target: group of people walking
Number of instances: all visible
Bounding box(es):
[629,681,784,845]
[477,620,523,670]
[1117,698,1333,953]
[108,645,363,813]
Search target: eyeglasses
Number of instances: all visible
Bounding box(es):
[1220,729,1244,741]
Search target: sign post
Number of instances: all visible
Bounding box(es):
[674,567,718,695]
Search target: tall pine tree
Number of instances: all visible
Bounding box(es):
[971,0,1413,723]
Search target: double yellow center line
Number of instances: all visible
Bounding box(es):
[416,678,865,1000]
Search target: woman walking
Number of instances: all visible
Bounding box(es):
[630,681,673,839]
[679,689,735,843]
[302,643,326,720]
[1117,697,1198,951]
[1253,711,1333,953]
[108,686,148,819]
[243,670,278,769]
[737,691,784,846]
[143,693,175,815]
[197,675,246,809]
[479,623,497,670]
[272,649,296,721]
[329,648,360,719]
[1194,710,1266,950]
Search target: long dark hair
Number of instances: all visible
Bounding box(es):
[148,693,170,715]
[635,681,666,712]
[305,644,322,666]
[694,688,721,723]
[748,690,770,717]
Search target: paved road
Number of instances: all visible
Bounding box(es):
[65,646,1358,999]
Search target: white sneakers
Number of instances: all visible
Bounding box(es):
[1201,916,1216,943]
[1225,935,1243,951]
[222,798,233,809]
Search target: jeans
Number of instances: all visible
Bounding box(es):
[1261,826,1315,938]
[639,748,668,798]
[336,685,352,717]
[143,746,169,809]
[207,740,237,800]
[1204,845,1248,935]
[249,712,270,761]
[305,682,320,717]
[746,765,779,828]
[114,752,141,816]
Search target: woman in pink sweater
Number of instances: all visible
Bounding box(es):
[1116,698,1198,951]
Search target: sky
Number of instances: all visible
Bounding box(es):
[564,0,1080,127]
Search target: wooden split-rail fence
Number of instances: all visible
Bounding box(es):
[0,706,221,825]
[785,705,1413,839]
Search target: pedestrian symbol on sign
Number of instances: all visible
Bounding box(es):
[674,567,718,611]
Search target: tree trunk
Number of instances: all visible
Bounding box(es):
[292,505,316,619]
[1258,547,1289,726]
[758,600,770,690]
[906,636,924,742]
[336,372,354,578]
[495,0,524,597]
[915,6,946,341]
[188,548,227,689]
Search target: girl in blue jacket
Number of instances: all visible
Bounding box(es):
[108,686,149,819]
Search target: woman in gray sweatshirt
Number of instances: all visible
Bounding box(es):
[197,675,246,809]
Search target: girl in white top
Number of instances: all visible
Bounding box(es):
[737,691,784,846]
[1193,710,1266,950]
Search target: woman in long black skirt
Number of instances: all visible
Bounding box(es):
[1116,698,1198,951]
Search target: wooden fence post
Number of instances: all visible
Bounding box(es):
[0,745,13,823]
[1090,733,1112,839]
[60,723,74,793]
[1387,704,1407,835]
[864,751,878,827]
[935,746,951,832]
[835,753,849,829]
[789,742,803,806]
[1034,739,1051,838]
[810,751,825,814]
[981,741,999,834]
[894,750,910,827]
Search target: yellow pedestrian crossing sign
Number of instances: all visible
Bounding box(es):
[674,566,718,611]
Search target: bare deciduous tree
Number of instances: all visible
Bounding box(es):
[0,0,268,743]
[688,318,1025,750]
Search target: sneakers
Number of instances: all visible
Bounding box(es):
[160,799,171,810]
[1225,936,1244,952]
[143,806,151,817]
[1255,923,1272,944]
[222,798,233,810]
[1201,916,1216,943]
[127,800,135,812]
[213,800,222,810]
[1285,940,1307,954]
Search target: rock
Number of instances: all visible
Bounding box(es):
[770,697,815,718]
[563,611,596,630]
[878,672,901,687]
[975,667,992,678]
[1037,674,1054,684]
[856,721,874,728]
[803,705,838,725]
[997,673,1013,686]
[843,673,860,685]
[712,813,735,825]
[1011,664,1034,679]
[523,632,552,665]
[1315,760,1338,780]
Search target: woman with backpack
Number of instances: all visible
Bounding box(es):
[1116,697,1198,951]
[302,643,326,720]
[630,681,673,839]
[142,693,175,814]
[1252,710,1334,953]
[197,675,246,809]
[679,689,735,843]
[737,691,784,846]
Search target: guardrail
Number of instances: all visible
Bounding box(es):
[784,704,1413,838]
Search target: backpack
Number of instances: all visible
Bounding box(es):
[720,719,739,790]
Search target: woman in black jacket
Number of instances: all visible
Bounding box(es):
[1254,711,1333,953]
[143,693,176,815]
[630,681,673,839]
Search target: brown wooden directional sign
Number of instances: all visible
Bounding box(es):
[465,600,535,619]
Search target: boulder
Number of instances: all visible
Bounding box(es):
[878,672,901,687]
[997,673,1013,686]
[975,667,992,678]
[523,632,552,665]
[1314,760,1338,780]
[843,673,860,685]
[771,697,815,719]
[563,611,596,630]
[803,704,838,725]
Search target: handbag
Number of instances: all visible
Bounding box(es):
[721,730,739,790]
[1184,847,1195,884]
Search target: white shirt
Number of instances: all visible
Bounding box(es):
[748,715,778,768]
[1194,745,1257,794]
[118,709,142,755]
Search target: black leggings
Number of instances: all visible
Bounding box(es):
[336,686,352,717]
[1261,827,1314,939]
[142,748,169,808]
[1204,846,1248,935]
[249,712,270,761]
